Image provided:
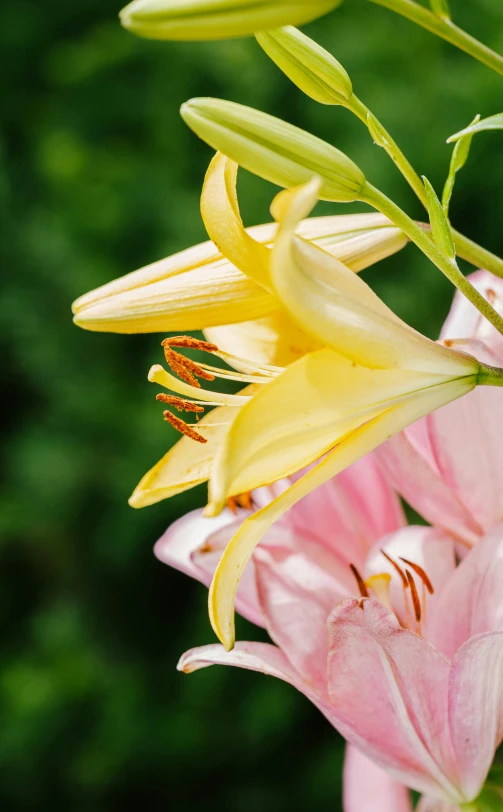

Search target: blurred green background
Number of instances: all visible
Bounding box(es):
[2,1,503,809]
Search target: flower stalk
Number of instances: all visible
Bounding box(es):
[367,0,503,77]
[361,182,503,337]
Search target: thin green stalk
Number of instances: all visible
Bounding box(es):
[362,182,503,336]
[367,0,503,77]
[478,364,503,387]
[349,95,428,205]
[346,95,503,278]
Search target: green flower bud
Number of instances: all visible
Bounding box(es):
[256,26,352,105]
[180,97,366,202]
[120,0,343,42]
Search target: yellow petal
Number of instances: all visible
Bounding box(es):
[271,179,480,376]
[207,346,475,513]
[208,375,475,650]
[203,309,321,368]
[73,185,407,334]
[201,152,273,292]
[72,241,276,334]
[129,383,259,508]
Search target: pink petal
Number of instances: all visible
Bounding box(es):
[376,433,481,547]
[327,599,461,801]
[154,508,238,581]
[429,524,503,659]
[365,526,456,632]
[253,534,354,693]
[177,641,338,724]
[449,632,503,801]
[377,333,503,544]
[343,745,412,812]
[285,455,405,566]
[416,798,461,812]
[426,360,503,534]
[154,508,264,627]
[440,270,503,361]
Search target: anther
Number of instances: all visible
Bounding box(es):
[162,336,219,352]
[399,558,434,595]
[162,346,216,387]
[381,550,408,588]
[405,570,422,623]
[227,493,254,514]
[156,393,205,414]
[350,564,369,599]
[163,410,207,444]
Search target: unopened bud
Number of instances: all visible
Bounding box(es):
[255,26,352,105]
[120,0,343,42]
[180,97,366,202]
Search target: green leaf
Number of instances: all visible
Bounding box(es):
[423,176,456,262]
[430,0,451,21]
[447,113,503,143]
[442,114,480,215]
[366,112,389,148]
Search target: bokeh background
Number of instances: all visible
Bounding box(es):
[2,0,503,809]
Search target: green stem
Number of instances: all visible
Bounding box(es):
[362,182,503,335]
[349,95,428,205]
[478,364,503,387]
[346,95,503,278]
[367,0,503,77]
[450,230,503,279]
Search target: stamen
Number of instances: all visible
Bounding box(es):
[381,550,408,588]
[350,564,369,599]
[227,492,254,514]
[163,410,207,444]
[399,558,434,595]
[405,570,422,624]
[149,365,250,406]
[162,347,200,387]
[215,349,283,377]
[156,393,205,414]
[195,361,274,384]
[236,492,253,510]
[162,336,219,352]
[163,345,215,386]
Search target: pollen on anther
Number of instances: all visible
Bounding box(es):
[163,410,207,444]
[162,343,215,386]
[399,558,434,595]
[156,393,205,414]
[381,550,408,588]
[405,570,422,623]
[162,336,219,353]
[350,564,369,599]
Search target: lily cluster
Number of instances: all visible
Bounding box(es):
[73,0,503,809]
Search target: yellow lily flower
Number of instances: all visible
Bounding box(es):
[126,152,405,508]
[119,0,343,42]
[203,179,490,649]
[127,169,498,651]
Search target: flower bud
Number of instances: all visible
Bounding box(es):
[255,26,352,105]
[180,97,366,202]
[119,0,343,42]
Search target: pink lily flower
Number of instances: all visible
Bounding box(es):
[161,483,503,807]
[157,448,503,805]
[377,271,503,547]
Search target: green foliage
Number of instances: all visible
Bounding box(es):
[2,0,503,809]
